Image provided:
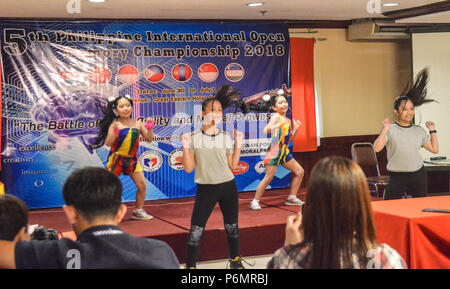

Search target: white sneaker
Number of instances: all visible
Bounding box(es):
[250,199,262,210]
[285,196,304,206]
[132,208,154,220]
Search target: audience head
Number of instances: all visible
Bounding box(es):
[0,195,30,242]
[302,157,378,268]
[62,167,126,234]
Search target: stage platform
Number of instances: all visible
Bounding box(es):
[29,188,381,263]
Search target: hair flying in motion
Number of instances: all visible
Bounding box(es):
[394,68,436,111]
[90,95,133,149]
[201,84,241,112]
[244,88,289,113]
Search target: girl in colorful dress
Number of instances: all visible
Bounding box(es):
[250,91,304,210]
[91,95,154,220]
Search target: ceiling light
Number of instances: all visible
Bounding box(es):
[247,2,264,7]
[383,3,399,7]
[89,0,106,3]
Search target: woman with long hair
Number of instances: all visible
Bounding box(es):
[268,157,406,269]
[91,95,154,220]
[373,68,439,199]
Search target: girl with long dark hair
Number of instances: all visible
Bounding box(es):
[373,69,439,200]
[249,91,304,210]
[91,95,154,220]
[268,157,406,269]
[180,85,246,269]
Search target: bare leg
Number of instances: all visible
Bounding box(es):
[281,159,304,197]
[128,171,147,209]
[253,165,278,201]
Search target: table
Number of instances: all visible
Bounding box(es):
[372,196,450,269]
[424,162,450,195]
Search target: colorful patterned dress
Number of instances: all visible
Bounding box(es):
[106,128,143,176]
[264,122,293,166]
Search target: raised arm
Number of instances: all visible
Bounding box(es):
[105,121,119,147]
[263,113,283,135]
[288,119,302,143]
[228,129,243,170]
[423,121,439,154]
[373,118,390,153]
[180,133,195,173]
[140,118,154,142]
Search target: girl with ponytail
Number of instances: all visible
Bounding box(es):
[91,95,155,220]
[249,90,305,210]
[373,68,439,200]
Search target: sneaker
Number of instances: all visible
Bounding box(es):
[228,256,245,269]
[249,199,261,210]
[132,208,154,220]
[227,256,254,269]
[285,196,304,206]
[183,266,196,269]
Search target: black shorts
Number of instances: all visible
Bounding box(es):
[384,166,427,200]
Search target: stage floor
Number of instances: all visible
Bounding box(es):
[29,188,381,263]
[28,188,305,262]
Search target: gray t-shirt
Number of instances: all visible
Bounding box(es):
[385,122,429,172]
[189,129,235,184]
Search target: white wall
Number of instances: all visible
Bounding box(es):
[412,32,450,160]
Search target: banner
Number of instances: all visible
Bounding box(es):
[0,20,291,208]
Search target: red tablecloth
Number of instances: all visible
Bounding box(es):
[372,196,450,269]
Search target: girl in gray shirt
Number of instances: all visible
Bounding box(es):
[180,85,246,269]
[373,69,439,199]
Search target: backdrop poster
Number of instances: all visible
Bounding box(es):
[0,20,291,208]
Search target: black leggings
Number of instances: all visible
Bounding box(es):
[185,179,240,268]
[384,166,427,200]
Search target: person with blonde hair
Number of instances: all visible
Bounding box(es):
[268,157,406,269]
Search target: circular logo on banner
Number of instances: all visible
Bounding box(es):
[118,65,139,84]
[89,66,112,84]
[224,63,244,82]
[254,161,266,174]
[172,63,192,82]
[198,63,219,83]
[139,150,163,172]
[232,161,249,175]
[168,149,184,170]
[144,64,165,83]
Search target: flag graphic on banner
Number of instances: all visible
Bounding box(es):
[144,64,165,83]
[59,71,80,84]
[118,65,139,84]
[89,66,112,84]
[198,63,219,83]
[171,63,192,82]
[225,63,244,82]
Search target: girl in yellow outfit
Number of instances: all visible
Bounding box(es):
[250,92,304,210]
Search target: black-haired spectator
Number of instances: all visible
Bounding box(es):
[0,167,179,269]
[0,195,30,243]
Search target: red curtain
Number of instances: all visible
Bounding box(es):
[290,38,317,152]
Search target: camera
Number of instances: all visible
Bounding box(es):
[30,226,60,241]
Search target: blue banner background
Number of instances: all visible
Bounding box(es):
[0,21,291,209]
